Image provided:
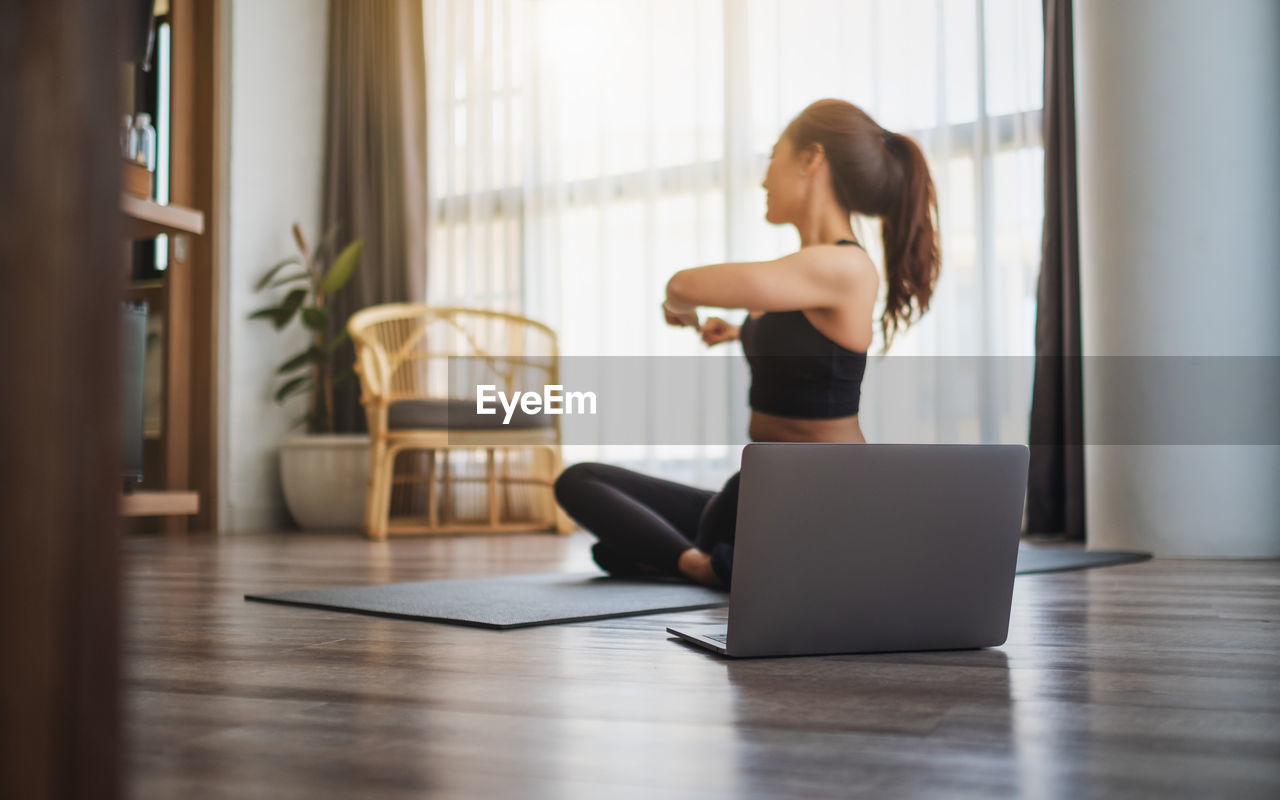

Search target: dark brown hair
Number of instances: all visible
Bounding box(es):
[782,98,941,350]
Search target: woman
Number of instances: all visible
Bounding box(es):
[553,98,941,588]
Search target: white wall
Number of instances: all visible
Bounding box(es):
[1074,0,1280,556]
[218,0,330,531]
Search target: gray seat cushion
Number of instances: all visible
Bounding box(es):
[387,398,553,430]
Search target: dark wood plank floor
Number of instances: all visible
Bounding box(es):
[124,532,1280,799]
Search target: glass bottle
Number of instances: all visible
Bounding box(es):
[121,114,135,159]
[133,112,156,171]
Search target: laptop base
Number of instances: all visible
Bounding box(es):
[666,626,729,655]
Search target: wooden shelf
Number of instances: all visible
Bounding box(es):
[120,490,200,517]
[121,194,205,239]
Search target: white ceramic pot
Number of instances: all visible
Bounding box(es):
[279,433,370,531]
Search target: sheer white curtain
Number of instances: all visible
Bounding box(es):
[424,0,1044,488]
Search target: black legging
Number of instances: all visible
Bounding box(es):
[553,462,740,580]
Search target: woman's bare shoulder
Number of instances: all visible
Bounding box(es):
[840,244,880,291]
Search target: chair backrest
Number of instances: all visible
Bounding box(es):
[347,304,559,405]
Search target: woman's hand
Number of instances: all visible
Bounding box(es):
[678,547,722,588]
[662,300,701,331]
[699,317,739,346]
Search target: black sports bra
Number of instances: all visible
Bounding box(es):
[738,239,868,419]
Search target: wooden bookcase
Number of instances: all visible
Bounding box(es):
[122,194,205,240]
[120,0,220,532]
[120,195,204,521]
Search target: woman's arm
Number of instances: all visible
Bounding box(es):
[665,245,864,312]
[661,298,700,329]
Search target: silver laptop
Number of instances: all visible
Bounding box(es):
[667,442,1030,658]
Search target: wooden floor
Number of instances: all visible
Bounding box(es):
[124,531,1280,799]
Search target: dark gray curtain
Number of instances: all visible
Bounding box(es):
[322,0,428,434]
[1026,0,1084,540]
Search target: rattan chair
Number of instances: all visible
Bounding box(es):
[348,304,575,540]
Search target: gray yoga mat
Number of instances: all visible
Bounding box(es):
[245,547,1149,629]
[246,572,728,630]
[1015,547,1151,574]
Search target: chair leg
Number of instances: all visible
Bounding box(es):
[485,448,499,527]
[364,439,394,541]
[440,451,452,524]
[501,449,513,520]
[548,445,575,535]
[425,448,438,528]
[363,437,380,538]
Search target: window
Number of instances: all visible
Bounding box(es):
[426,0,1044,484]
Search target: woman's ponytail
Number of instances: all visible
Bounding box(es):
[878,131,940,351]
[781,100,941,350]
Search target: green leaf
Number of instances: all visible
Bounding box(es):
[300,306,331,331]
[319,240,364,295]
[266,271,312,290]
[249,305,285,322]
[312,226,341,269]
[333,367,357,388]
[292,222,311,267]
[277,346,326,374]
[269,288,308,330]
[254,257,302,291]
[326,328,351,353]
[274,375,312,404]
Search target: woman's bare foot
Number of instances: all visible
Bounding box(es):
[678,547,723,588]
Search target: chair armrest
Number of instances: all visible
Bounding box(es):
[352,335,393,400]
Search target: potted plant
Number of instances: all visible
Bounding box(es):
[251,223,368,531]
